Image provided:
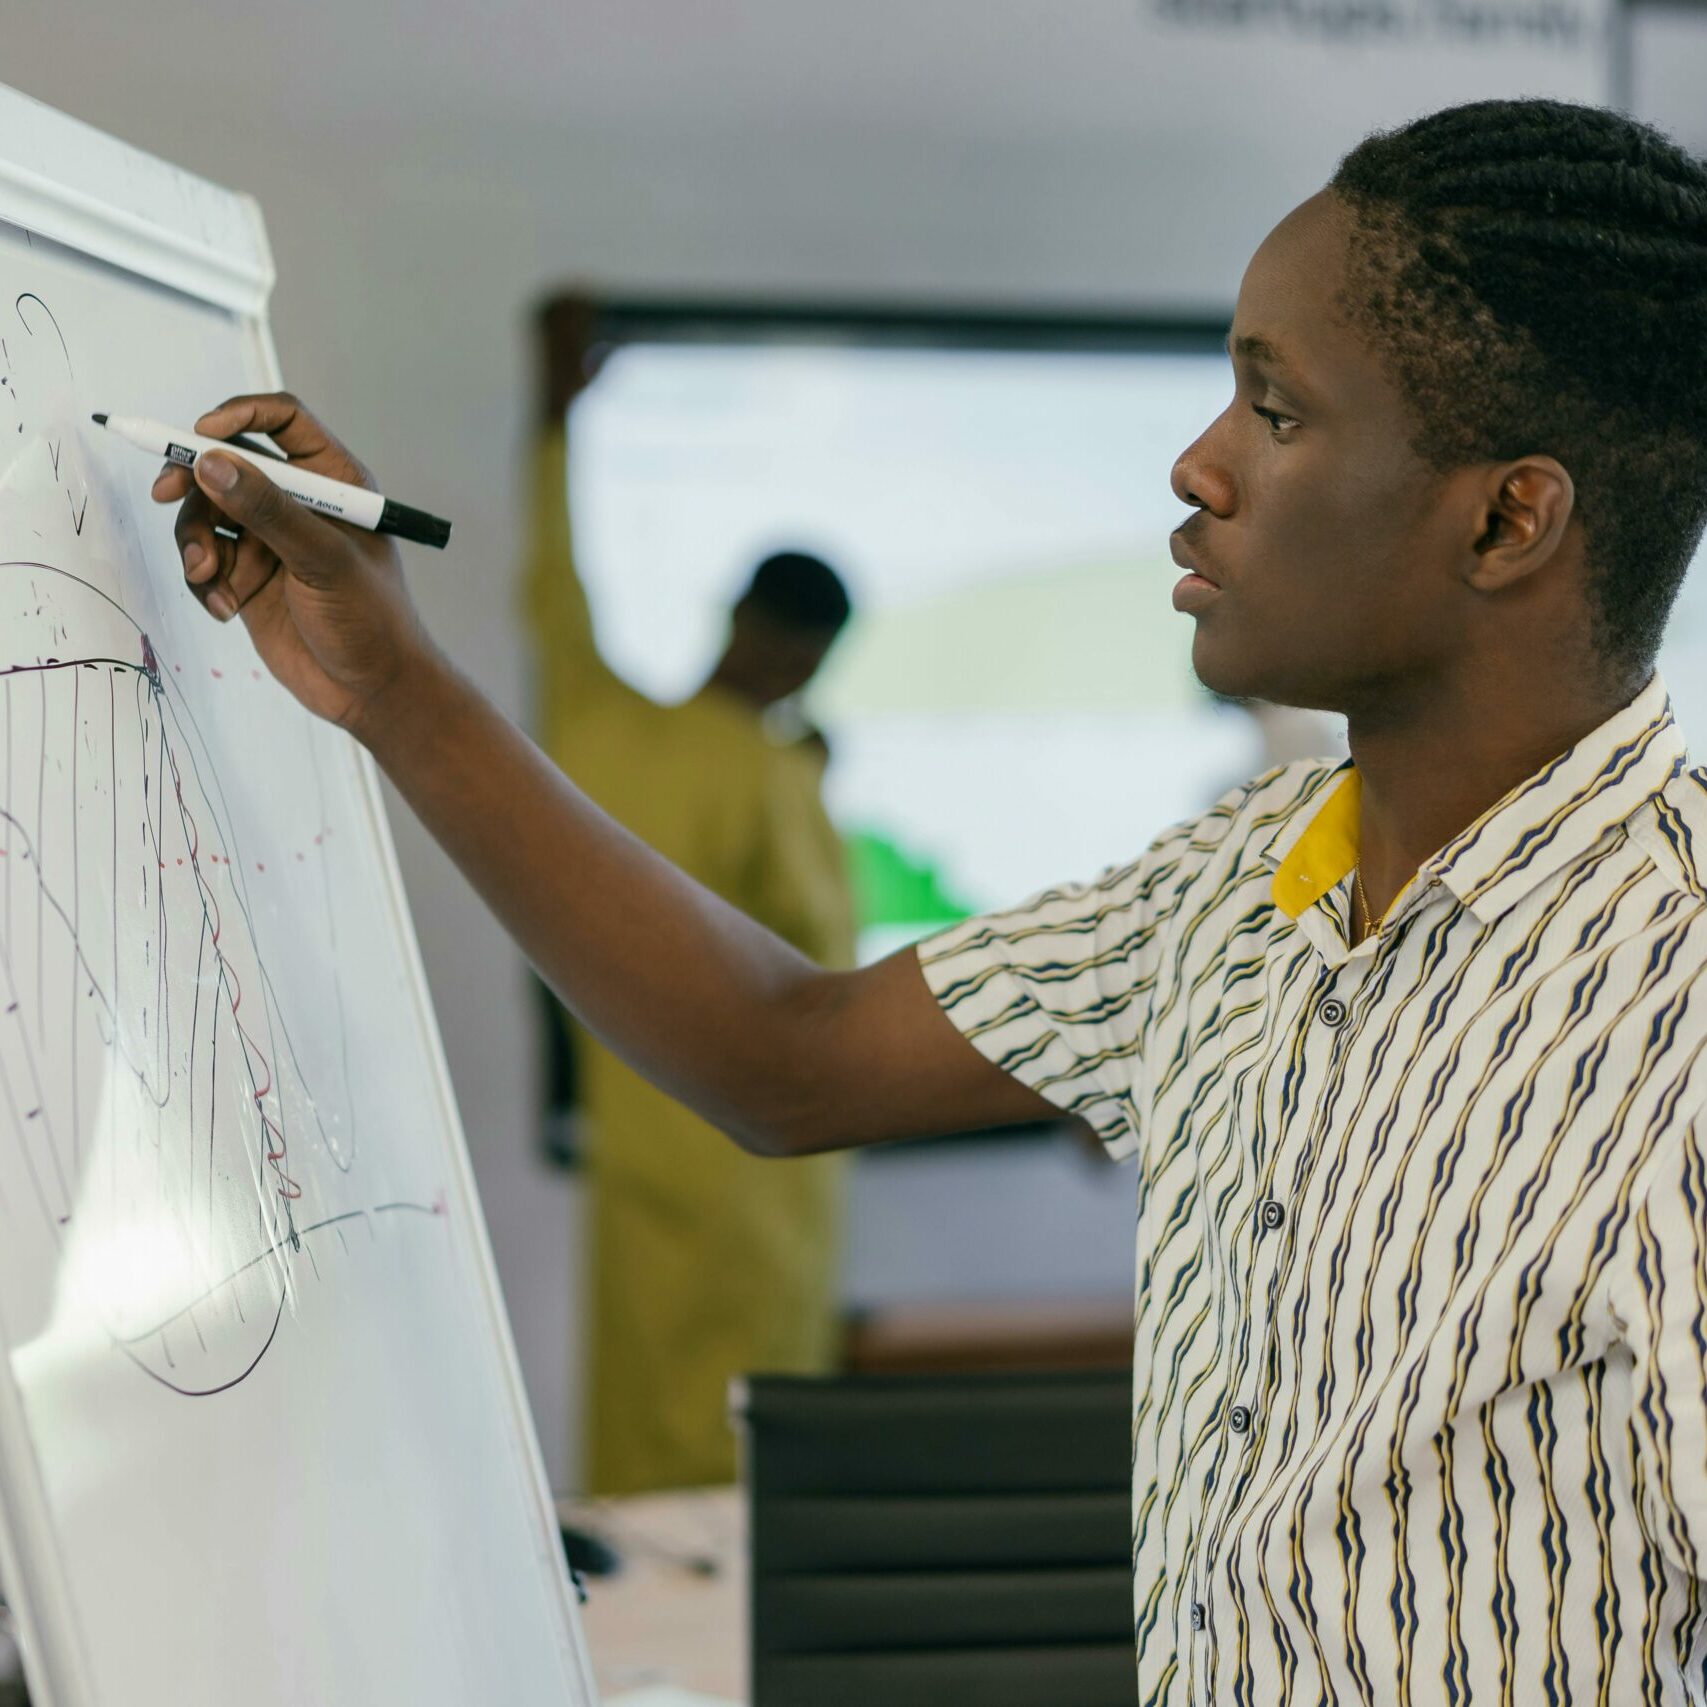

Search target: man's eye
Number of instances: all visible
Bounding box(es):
[1252,404,1298,436]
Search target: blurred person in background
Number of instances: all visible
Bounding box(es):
[521,297,857,1493]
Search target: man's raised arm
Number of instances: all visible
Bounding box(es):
[519,295,636,732]
[154,392,1062,1157]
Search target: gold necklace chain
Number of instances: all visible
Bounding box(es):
[1354,864,1378,944]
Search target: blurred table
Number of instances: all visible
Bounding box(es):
[557,1485,745,1706]
[843,1294,1134,1373]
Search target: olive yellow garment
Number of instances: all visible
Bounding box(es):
[521,428,855,1494]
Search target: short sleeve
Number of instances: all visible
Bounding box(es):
[915,850,1172,1161]
[1617,1111,1707,1582]
[915,772,1275,1159]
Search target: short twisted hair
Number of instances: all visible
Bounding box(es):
[739,551,852,635]
[1328,98,1707,678]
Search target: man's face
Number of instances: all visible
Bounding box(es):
[730,602,839,707]
[757,629,836,706]
[1169,189,1468,713]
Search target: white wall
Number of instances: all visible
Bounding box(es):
[9,0,1690,1488]
[1630,1,1707,152]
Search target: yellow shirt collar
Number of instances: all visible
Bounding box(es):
[1267,673,1685,935]
[1272,768,1362,921]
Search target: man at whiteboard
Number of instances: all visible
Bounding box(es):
[157,96,1707,1703]
[523,297,857,1496]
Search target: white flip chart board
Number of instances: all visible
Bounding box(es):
[0,86,599,1707]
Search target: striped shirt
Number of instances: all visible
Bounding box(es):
[918,670,1707,1705]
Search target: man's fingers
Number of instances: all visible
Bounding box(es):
[173,487,231,588]
[171,444,351,620]
[192,393,373,488]
[193,452,343,579]
[152,463,193,503]
[223,532,281,616]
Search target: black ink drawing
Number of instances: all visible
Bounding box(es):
[0,290,444,1399]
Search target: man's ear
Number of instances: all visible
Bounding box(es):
[1464,457,1576,593]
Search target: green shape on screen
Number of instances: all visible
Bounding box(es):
[810,557,1195,721]
[848,829,972,931]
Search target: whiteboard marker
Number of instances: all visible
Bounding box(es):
[91,414,452,549]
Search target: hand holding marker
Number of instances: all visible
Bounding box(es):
[93,414,451,547]
[136,392,441,735]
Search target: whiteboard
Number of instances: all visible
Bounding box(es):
[0,86,598,1707]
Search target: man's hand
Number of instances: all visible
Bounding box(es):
[537,292,610,424]
[152,393,437,733]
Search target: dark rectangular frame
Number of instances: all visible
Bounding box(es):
[584,295,1232,358]
[565,292,1234,1147]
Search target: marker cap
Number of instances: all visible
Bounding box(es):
[378,499,452,549]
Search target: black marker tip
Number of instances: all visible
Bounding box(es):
[90,412,107,427]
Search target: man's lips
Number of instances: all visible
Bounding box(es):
[1169,532,1222,586]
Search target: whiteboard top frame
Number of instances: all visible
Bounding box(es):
[0,84,273,315]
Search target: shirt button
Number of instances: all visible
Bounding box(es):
[1259,1198,1286,1232]
[1318,997,1347,1027]
[1190,1601,1206,1632]
[1229,1404,1253,1435]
